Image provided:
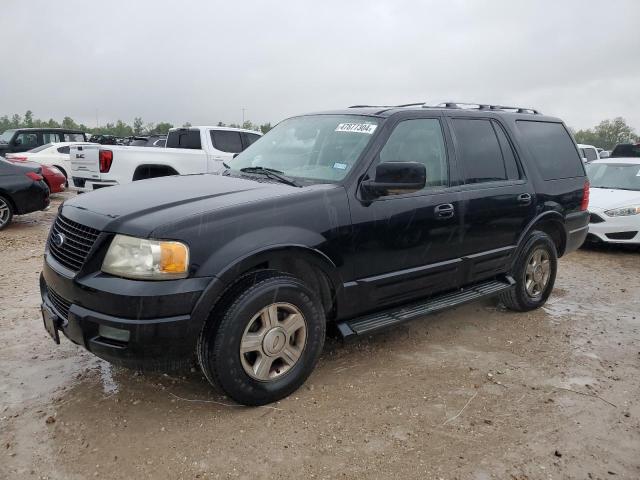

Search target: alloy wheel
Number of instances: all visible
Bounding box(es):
[524,248,551,298]
[239,302,307,381]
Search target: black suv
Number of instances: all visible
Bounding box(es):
[0,128,87,156]
[40,103,589,405]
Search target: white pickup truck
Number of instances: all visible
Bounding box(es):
[69,126,261,192]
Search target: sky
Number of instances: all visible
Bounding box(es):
[1,0,639,131]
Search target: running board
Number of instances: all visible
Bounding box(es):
[336,277,515,338]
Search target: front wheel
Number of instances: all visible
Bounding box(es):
[0,196,14,230]
[198,273,325,406]
[500,230,558,312]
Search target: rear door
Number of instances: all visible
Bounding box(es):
[448,117,536,284]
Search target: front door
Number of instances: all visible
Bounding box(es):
[346,116,463,312]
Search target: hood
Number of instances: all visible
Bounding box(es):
[589,187,640,210]
[62,174,307,236]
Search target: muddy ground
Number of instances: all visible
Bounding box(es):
[1,191,639,480]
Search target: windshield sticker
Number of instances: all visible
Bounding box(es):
[333,162,348,170]
[335,123,377,134]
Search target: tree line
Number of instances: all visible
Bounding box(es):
[1,110,636,150]
[0,110,272,137]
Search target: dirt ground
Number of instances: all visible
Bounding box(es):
[1,191,639,480]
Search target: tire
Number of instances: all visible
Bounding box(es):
[198,272,325,406]
[500,230,557,312]
[0,195,14,230]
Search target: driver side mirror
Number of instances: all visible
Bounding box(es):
[13,138,22,146]
[360,162,426,199]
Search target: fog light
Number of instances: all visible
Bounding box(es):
[99,325,130,343]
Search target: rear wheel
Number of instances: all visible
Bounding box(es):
[198,273,325,406]
[500,230,557,312]
[0,196,14,230]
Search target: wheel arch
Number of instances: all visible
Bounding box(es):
[132,164,180,181]
[516,211,567,261]
[188,245,344,341]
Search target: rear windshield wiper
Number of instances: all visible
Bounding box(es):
[239,166,301,187]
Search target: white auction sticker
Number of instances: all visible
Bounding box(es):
[335,123,377,134]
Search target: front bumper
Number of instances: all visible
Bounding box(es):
[40,259,214,371]
[587,209,640,244]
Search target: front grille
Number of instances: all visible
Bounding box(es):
[589,213,605,224]
[47,288,71,320]
[606,231,638,240]
[48,214,100,272]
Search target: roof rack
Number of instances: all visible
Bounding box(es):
[430,102,541,115]
[348,102,428,109]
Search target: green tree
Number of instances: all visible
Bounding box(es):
[574,117,637,150]
[152,122,173,135]
[10,114,21,128]
[133,117,144,135]
[62,116,79,130]
[259,123,272,134]
[24,110,34,128]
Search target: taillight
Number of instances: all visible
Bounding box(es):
[581,180,590,211]
[99,149,113,173]
[25,172,43,182]
[10,156,28,161]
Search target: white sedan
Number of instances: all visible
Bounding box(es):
[5,141,96,181]
[585,158,640,245]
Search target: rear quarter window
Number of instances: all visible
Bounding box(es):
[516,120,584,180]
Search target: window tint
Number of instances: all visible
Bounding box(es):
[611,144,640,158]
[57,146,70,154]
[211,130,243,153]
[379,118,448,189]
[584,148,598,162]
[166,129,201,150]
[15,133,38,148]
[42,132,62,143]
[64,133,85,142]
[245,133,261,146]
[516,121,584,180]
[452,119,508,184]
[493,122,520,180]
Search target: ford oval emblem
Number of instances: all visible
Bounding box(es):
[53,233,65,248]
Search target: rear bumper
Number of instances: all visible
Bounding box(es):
[71,176,118,193]
[564,211,590,254]
[40,259,213,371]
[15,181,50,214]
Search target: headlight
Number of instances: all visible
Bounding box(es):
[102,234,189,280]
[604,205,640,217]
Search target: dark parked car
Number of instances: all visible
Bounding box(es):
[126,135,167,147]
[40,102,589,405]
[610,143,640,158]
[0,158,50,229]
[0,128,87,157]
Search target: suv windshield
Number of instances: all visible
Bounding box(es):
[586,163,640,191]
[227,115,381,182]
[0,130,15,143]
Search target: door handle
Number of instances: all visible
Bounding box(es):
[517,193,532,205]
[435,203,455,219]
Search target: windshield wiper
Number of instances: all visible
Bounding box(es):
[239,166,301,187]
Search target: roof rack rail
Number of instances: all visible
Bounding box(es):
[428,102,541,115]
[348,102,428,109]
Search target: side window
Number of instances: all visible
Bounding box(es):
[492,121,520,180]
[211,130,243,153]
[451,119,511,184]
[585,148,598,162]
[63,133,84,142]
[166,129,202,150]
[57,146,70,154]
[15,133,38,148]
[378,118,448,189]
[516,120,584,180]
[43,132,62,143]
[245,133,261,147]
